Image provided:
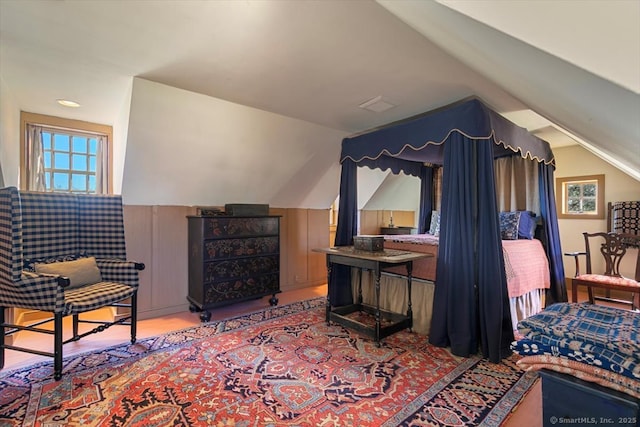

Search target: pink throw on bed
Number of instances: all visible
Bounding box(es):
[382,235,550,298]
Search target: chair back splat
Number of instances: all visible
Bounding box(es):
[565,231,640,311]
[0,187,145,380]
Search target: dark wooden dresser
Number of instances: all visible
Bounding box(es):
[187,215,281,321]
[380,226,415,235]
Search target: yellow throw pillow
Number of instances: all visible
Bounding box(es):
[35,257,103,289]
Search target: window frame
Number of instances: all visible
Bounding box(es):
[556,174,605,219]
[20,112,113,194]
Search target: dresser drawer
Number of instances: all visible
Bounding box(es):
[202,217,279,239]
[203,273,280,306]
[204,255,279,283]
[203,236,279,260]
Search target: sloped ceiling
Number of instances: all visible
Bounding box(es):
[379,0,639,179]
[0,0,638,208]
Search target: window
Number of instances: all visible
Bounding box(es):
[21,112,112,193]
[42,130,100,193]
[556,174,605,219]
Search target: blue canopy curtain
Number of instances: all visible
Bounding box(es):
[333,98,566,363]
[418,165,434,234]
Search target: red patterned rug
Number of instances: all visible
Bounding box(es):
[0,298,535,426]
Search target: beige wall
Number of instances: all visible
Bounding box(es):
[123,206,329,320]
[554,145,640,279]
[359,210,416,235]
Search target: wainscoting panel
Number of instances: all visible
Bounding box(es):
[123,206,153,315]
[123,205,328,320]
[151,206,195,315]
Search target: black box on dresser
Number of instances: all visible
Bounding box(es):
[187,214,281,322]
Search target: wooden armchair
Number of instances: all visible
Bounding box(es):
[0,187,145,380]
[565,232,640,310]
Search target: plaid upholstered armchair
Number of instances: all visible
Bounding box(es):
[0,187,144,380]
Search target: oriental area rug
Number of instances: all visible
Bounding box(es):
[0,298,535,426]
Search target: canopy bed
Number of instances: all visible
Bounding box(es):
[332,98,566,363]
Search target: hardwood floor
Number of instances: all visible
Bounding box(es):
[4,284,624,426]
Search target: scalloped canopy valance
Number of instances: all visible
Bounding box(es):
[340,98,554,177]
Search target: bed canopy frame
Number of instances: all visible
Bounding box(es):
[333,98,567,363]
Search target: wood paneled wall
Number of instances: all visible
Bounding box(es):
[360,210,416,235]
[123,206,329,320]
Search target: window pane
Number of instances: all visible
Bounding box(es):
[72,154,87,171]
[53,173,69,190]
[583,199,596,212]
[89,138,97,154]
[71,174,86,192]
[72,136,87,153]
[568,198,581,212]
[29,123,107,194]
[42,132,51,150]
[54,152,70,169]
[54,134,70,151]
[583,184,596,197]
[567,184,581,197]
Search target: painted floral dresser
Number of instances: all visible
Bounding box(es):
[187,215,281,321]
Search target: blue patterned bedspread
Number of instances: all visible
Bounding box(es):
[511,303,640,380]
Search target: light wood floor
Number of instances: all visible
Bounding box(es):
[5,284,629,427]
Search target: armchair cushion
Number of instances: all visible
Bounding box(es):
[575,274,640,289]
[62,281,136,316]
[35,256,103,289]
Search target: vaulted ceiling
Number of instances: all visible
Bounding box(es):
[1,0,638,204]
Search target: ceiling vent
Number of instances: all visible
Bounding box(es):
[358,96,396,113]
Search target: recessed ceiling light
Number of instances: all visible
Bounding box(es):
[358,96,396,113]
[57,99,81,108]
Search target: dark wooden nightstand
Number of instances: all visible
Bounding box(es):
[380,226,415,235]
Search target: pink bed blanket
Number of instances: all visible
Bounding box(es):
[382,234,550,298]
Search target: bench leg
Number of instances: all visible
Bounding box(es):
[54,313,63,380]
[0,307,4,370]
[131,293,137,344]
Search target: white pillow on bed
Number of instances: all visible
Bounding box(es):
[429,211,440,236]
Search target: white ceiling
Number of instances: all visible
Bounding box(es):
[1,0,638,177]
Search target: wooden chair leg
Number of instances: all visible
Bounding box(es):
[587,287,595,304]
[54,313,63,381]
[73,314,79,340]
[0,307,5,369]
[572,280,579,303]
[130,294,137,344]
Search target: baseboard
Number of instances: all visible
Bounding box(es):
[137,304,190,321]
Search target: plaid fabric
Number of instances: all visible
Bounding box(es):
[77,194,127,260]
[62,282,135,316]
[517,302,640,354]
[20,191,78,260]
[512,303,640,380]
[0,187,140,314]
[96,260,140,288]
[0,187,22,283]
